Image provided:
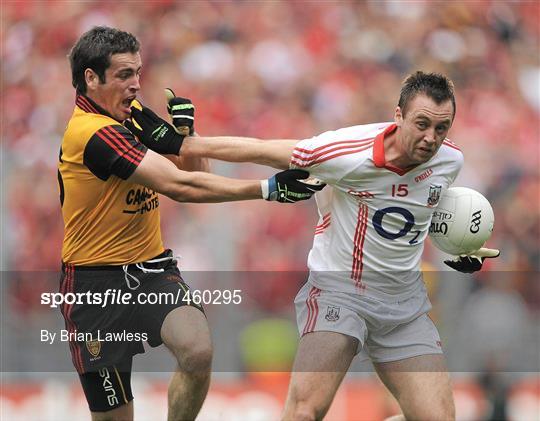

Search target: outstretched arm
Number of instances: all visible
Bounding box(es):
[124,102,321,202]
[130,149,260,203]
[129,149,323,203]
[181,136,297,170]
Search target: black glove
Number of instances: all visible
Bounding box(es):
[444,248,500,273]
[125,105,184,155]
[165,88,195,136]
[261,169,325,203]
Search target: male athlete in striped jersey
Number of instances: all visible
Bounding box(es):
[59,26,321,421]
[167,72,499,420]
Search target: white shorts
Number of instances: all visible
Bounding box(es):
[294,281,443,363]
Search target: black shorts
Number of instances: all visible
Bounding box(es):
[59,250,203,374]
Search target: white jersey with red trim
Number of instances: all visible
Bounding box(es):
[290,122,463,300]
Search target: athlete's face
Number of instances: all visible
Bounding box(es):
[85,52,141,122]
[395,94,454,166]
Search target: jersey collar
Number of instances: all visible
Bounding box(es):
[75,94,114,119]
[373,123,414,176]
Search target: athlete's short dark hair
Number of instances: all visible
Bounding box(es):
[398,71,456,119]
[69,26,140,94]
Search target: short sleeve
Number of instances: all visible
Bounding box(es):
[442,140,464,185]
[83,124,147,180]
[290,130,373,185]
[450,150,464,184]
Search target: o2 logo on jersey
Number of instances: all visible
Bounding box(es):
[372,206,420,244]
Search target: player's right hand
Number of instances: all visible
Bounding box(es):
[125,105,185,155]
[261,169,325,203]
[444,247,500,273]
[165,88,195,136]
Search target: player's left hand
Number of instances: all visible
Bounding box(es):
[444,247,500,273]
[261,169,325,203]
[125,105,185,155]
[165,88,195,136]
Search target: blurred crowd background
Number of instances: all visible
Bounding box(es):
[2,1,539,420]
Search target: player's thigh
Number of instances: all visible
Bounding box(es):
[135,268,212,370]
[160,305,212,371]
[285,331,358,415]
[288,283,365,417]
[374,354,455,421]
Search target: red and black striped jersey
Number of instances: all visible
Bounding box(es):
[58,95,164,265]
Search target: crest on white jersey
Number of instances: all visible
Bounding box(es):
[427,184,442,207]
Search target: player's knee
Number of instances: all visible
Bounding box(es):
[174,342,213,374]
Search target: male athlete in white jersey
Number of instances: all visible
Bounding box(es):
[141,72,499,420]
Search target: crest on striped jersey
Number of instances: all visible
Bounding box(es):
[427,184,442,207]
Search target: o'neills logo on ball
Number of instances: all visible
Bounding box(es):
[86,339,101,358]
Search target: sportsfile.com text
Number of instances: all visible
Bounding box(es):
[41,289,242,308]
